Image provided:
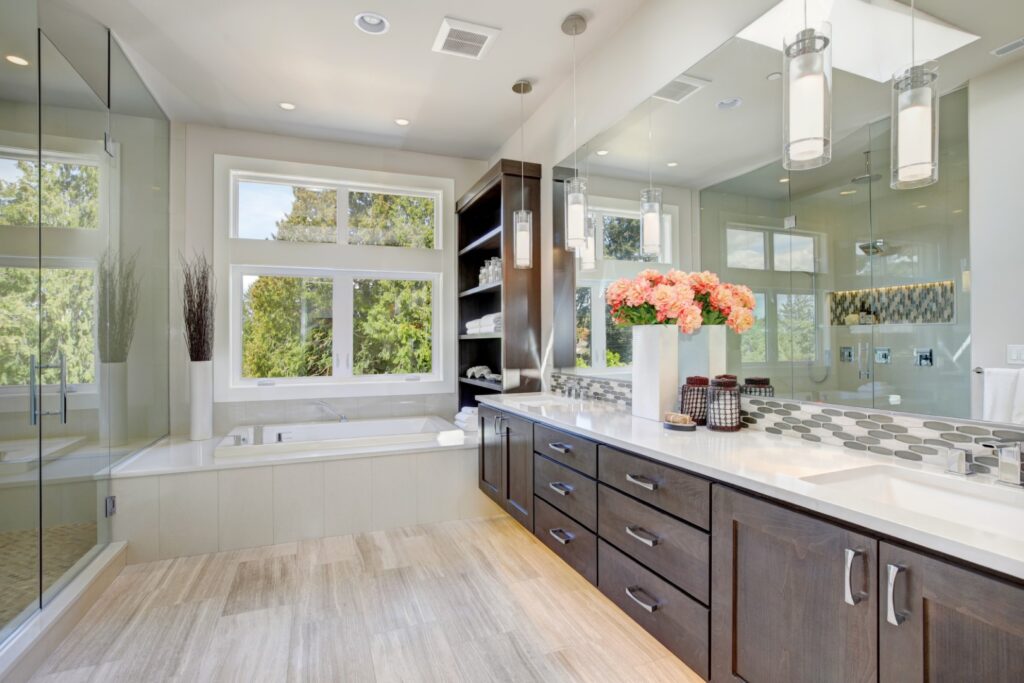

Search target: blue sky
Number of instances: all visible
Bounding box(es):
[238,181,335,240]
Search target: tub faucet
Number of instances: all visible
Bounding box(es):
[316,400,347,422]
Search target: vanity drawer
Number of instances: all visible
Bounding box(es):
[599,446,710,530]
[534,453,597,530]
[534,497,597,585]
[598,540,709,680]
[534,423,597,477]
[598,484,710,604]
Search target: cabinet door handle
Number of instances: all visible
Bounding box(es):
[548,481,573,496]
[548,527,574,545]
[625,585,660,613]
[844,547,867,606]
[548,442,572,454]
[625,473,658,491]
[886,563,907,626]
[493,414,500,434]
[625,525,660,547]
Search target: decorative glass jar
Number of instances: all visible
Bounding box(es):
[679,376,709,426]
[741,377,775,397]
[707,377,741,432]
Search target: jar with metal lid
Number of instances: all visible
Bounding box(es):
[740,376,775,397]
[679,376,709,425]
[707,377,741,432]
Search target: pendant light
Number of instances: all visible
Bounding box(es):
[563,13,588,250]
[641,97,662,257]
[890,0,939,190]
[512,79,533,269]
[782,0,832,170]
[580,214,597,271]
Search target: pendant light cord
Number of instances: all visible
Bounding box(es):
[910,0,916,67]
[803,0,807,29]
[571,31,578,179]
[647,97,653,191]
[520,88,525,212]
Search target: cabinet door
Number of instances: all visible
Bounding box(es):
[711,487,878,683]
[503,413,534,530]
[478,406,503,505]
[879,542,1024,682]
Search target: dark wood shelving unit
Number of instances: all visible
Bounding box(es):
[457,159,542,408]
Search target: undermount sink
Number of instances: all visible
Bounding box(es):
[801,465,1024,539]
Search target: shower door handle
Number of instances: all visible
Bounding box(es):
[31,352,68,425]
[29,355,38,426]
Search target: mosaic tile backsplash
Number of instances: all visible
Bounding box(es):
[551,372,632,408]
[740,396,1024,483]
[829,280,955,325]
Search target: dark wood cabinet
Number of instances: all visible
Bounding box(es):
[478,406,503,506]
[711,486,878,683]
[879,542,1024,682]
[502,412,533,530]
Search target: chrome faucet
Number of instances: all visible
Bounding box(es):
[562,380,584,400]
[945,447,975,476]
[990,442,1024,486]
[315,400,347,422]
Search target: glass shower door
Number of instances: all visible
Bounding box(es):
[38,33,111,603]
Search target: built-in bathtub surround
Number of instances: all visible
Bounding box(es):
[828,280,956,325]
[551,371,632,407]
[740,396,1024,483]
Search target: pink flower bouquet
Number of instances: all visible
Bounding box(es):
[605,269,756,335]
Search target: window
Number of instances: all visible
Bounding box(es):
[773,233,816,272]
[602,214,655,263]
[575,288,592,367]
[740,292,767,364]
[777,293,817,362]
[1,152,101,230]
[604,301,632,367]
[725,224,819,274]
[215,155,453,400]
[726,227,767,270]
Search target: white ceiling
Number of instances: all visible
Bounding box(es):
[574,0,1024,191]
[57,0,644,159]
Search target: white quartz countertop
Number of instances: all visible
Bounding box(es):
[479,393,1024,582]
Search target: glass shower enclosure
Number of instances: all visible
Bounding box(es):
[0,0,169,644]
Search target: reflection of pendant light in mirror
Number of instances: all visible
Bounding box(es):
[891,0,938,190]
[782,0,831,170]
[563,13,588,250]
[641,98,662,256]
[512,79,533,269]
[580,214,597,271]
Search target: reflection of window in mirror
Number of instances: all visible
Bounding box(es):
[741,292,767,364]
[1,151,102,230]
[725,223,822,274]
[573,284,634,372]
[777,293,817,363]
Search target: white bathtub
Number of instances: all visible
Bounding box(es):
[214,416,464,461]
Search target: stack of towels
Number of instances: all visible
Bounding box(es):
[465,313,502,335]
[982,368,1024,424]
[454,406,478,432]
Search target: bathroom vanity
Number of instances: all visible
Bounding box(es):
[478,393,1024,682]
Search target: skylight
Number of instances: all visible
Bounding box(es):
[738,0,979,83]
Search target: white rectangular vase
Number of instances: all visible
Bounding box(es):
[678,324,728,380]
[631,325,679,421]
[189,360,213,441]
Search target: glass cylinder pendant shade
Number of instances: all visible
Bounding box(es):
[891,62,939,190]
[565,176,588,250]
[783,24,832,171]
[580,215,597,271]
[513,209,533,269]
[640,187,662,257]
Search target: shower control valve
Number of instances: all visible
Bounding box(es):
[913,348,934,367]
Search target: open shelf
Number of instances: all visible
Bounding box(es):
[459,281,501,298]
[459,377,502,391]
[458,226,502,256]
[460,333,502,340]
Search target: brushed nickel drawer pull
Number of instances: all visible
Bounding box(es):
[625,473,658,491]
[548,442,572,454]
[625,585,660,613]
[844,548,867,606]
[886,563,907,626]
[625,525,660,547]
[548,528,574,545]
[548,481,573,496]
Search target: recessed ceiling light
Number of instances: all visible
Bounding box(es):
[666,161,679,168]
[5,55,29,66]
[716,97,743,111]
[916,204,927,209]
[394,118,410,126]
[952,208,963,214]
[766,71,782,81]
[354,12,390,35]
[279,102,296,110]
[778,177,790,183]
[596,149,609,156]
[839,189,857,196]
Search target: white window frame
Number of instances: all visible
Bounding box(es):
[213,154,455,402]
[724,221,823,274]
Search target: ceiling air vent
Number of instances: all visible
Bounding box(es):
[432,17,501,60]
[652,73,711,104]
[991,36,1024,57]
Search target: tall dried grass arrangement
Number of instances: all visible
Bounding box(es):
[98,250,140,363]
[181,252,215,362]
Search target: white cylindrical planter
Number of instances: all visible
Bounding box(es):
[99,361,128,446]
[679,325,728,380]
[631,325,679,421]
[189,360,213,441]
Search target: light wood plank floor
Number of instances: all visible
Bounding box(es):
[29,516,703,682]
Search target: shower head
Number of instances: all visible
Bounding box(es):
[851,173,881,184]
[857,239,887,256]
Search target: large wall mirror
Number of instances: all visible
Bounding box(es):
[554,0,1024,423]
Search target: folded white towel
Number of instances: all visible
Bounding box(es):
[481,313,502,324]
[455,417,478,431]
[983,368,1021,423]
[460,406,478,415]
